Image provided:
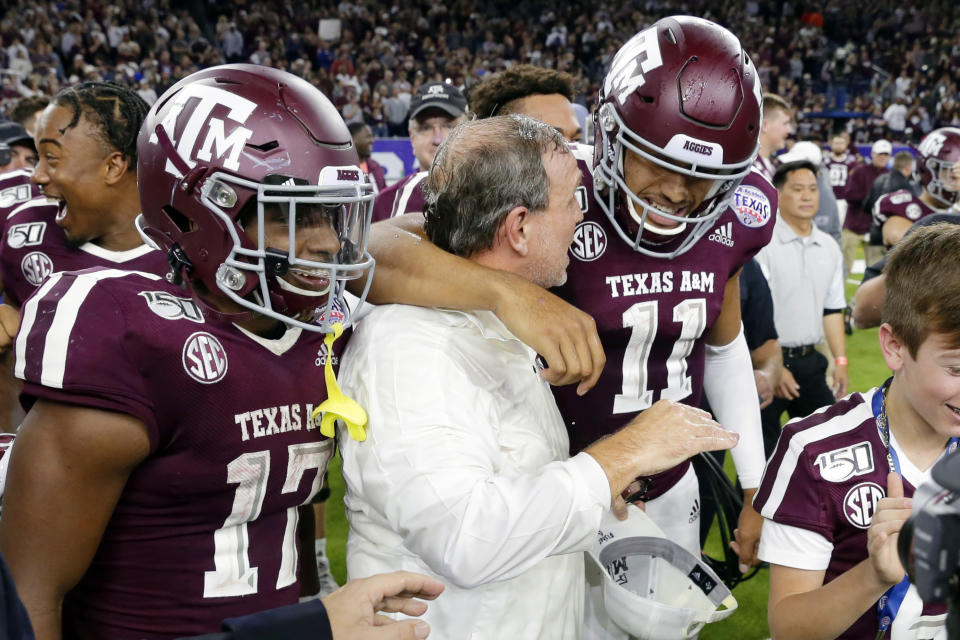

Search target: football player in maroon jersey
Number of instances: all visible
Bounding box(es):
[875,127,960,248]
[0,84,169,433]
[363,16,773,595]
[754,223,960,640]
[0,65,379,639]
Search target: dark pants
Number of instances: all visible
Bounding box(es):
[761,348,836,458]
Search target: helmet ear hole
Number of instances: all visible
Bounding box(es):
[163,205,192,233]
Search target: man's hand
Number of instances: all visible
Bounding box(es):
[754,370,774,408]
[866,473,910,587]
[492,279,605,395]
[0,304,19,353]
[832,363,849,399]
[730,489,763,572]
[323,571,445,640]
[774,366,800,400]
[585,400,739,516]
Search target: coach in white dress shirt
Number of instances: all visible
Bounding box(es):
[337,115,739,640]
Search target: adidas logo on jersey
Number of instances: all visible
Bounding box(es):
[708,222,735,247]
[688,498,701,524]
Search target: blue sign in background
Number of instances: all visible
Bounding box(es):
[371,139,417,186]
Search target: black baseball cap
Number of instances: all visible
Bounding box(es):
[408,82,468,122]
[0,121,35,152]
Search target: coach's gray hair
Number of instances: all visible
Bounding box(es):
[423,114,569,257]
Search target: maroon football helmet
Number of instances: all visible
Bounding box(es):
[593,16,762,258]
[914,127,960,207]
[137,64,374,332]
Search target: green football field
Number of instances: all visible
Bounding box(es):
[322,274,891,639]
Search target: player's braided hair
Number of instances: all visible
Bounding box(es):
[51,81,149,169]
[468,65,576,120]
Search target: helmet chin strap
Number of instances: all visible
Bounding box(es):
[188,282,258,325]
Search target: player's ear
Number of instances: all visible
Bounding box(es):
[501,205,530,256]
[103,150,132,185]
[878,323,906,372]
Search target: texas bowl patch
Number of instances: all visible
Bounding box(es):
[732,184,772,228]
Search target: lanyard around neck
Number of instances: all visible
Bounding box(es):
[871,379,959,639]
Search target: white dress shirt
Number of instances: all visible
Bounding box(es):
[756,216,845,347]
[338,305,611,640]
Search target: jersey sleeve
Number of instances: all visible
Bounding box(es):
[753,426,834,540]
[758,519,834,570]
[371,184,399,223]
[14,270,158,442]
[732,170,778,273]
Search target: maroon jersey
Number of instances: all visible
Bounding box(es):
[0,169,41,227]
[15,268,335,639]
[754,389,947,639]
[752,155,778,183]
[0,199,168,307]
[371,171,427,222]
[552,145,777,497]
[873,189,947,246]
[843,163,888,234]
[361,157,388,193]
[824,152,860,200]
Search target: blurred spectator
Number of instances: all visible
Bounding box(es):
[883,97,908,138]
[1,0,959,154]
[220,23,244,63]
[755,94,793,182]
[349,122,387,193]
[842,139,891,275]
[777,140,842,244]
[10,96,48,138]
[384,86,409,137]
[823,130,860,229]
[0,122,36,173]
[372,81,468,221]
[865,150,919,251]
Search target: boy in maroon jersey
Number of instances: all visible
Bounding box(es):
[754,223,960,639]
[0,65,379,639]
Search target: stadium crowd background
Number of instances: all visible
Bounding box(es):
[1,0,960,148]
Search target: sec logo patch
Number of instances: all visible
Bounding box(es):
[732,184,772,228]
[843,481,884,529]
[21,251,53,286]
[570,221,607,261]
[182,332,228,384]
